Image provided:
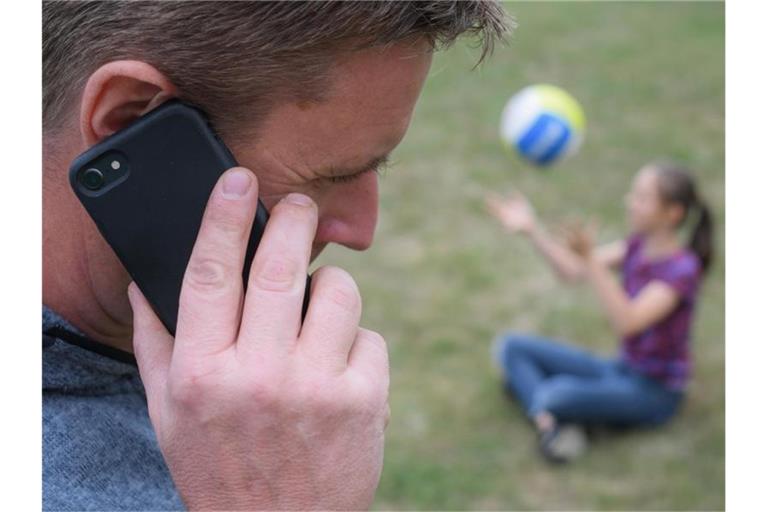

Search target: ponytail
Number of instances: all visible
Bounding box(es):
[651,160,715,275]
[689,199,714,274]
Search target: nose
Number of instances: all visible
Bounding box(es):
[316,172,379,251]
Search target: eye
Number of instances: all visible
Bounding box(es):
[326,160,390,184]
[327,169,371,184]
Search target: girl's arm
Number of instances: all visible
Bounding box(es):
[567,225,680,337]
[594,239,627,270]
[528,225,626,282]
[486,192,626,282]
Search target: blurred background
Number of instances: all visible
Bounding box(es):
[314,2,724,510]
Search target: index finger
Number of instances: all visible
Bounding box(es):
[175,167,259,357]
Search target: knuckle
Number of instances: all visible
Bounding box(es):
[291,376,338,415]
[358,328,385,346]
[167,368,208,410]
[316,266,361,313]
[344,372,388,413]
[328,282,361,313]
[292,370,388,422]
[184,258,233,294]
[167,380,194,410]
[360,328,390,361]
[240,362,291,409]
[253,256,300,292]
[206,200,248,237]
[244,377,282,410]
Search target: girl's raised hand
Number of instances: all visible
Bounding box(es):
[485,191,538,235]
[563,219,598,259]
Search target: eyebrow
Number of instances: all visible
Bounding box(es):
[322,154,391,178]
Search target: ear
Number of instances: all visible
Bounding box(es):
[80,60,178,146]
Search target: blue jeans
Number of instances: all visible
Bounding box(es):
[493,332,683,426]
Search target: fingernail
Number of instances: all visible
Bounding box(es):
[284,193,313,206]
[222,169,252,198]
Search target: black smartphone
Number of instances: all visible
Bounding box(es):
[69,99,310,335]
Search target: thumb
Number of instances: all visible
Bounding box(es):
[127,282,173,394]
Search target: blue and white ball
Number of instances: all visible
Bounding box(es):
[500,84,586,167]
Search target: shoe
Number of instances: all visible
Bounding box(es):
[538,423,588,463]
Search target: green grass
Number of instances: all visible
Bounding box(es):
[313,2,724,510]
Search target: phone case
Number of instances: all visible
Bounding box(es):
[69,100,309,335]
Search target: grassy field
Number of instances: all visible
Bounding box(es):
[314,2,724,510]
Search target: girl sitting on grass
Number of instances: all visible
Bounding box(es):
[486,161,714,463]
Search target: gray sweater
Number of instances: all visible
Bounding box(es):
[43,307,183,511]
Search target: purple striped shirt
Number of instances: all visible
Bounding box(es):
[620,235,701,390]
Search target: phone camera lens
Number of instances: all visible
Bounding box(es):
[81,168,105,191]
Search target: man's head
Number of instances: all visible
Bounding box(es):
[43,1,509,342]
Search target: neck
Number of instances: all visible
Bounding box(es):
[44,280,134,353]
[44,154,135,353]
[642,228,681,259]
[43,231,135,352]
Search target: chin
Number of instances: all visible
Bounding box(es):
[630,224,653,237]
[627,215,647,234]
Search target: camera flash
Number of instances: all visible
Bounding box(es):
[111,160,121,170]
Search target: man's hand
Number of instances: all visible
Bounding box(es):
[128,167,389,511]
[485,191,538,235]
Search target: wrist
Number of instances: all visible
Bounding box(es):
[584,253,601,272]
[524,221,541,238]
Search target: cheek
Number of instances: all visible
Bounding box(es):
[637,204,656,223]
[626,196,643,217]
[633,200,667,228]
[626,197,653,229]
